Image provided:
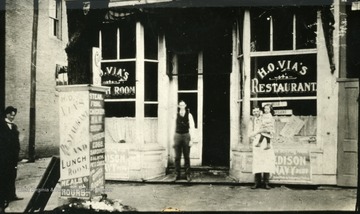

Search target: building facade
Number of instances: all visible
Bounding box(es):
[63,0,358,186]
[1,0,68,158]
[1,0,357,186]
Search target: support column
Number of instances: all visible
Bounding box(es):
[242,10,251,146]
[135,21,145,145]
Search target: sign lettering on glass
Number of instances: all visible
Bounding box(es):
[101,62,136,99]
[251,54,317,97]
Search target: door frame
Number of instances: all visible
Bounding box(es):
[169,51,204,166]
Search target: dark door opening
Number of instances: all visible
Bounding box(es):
[202,26,231,167]
[203,72,230,167]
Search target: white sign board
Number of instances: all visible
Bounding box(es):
[280,115,305,137]
[59,91,90,181]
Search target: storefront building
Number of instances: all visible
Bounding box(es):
[64,0,359,186]
[1,0,68,159]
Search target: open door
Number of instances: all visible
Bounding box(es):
[176,52,203,166]
[337,79,358,187]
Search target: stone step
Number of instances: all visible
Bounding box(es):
[166,166,229,176]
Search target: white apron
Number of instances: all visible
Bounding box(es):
[250,117,276,174]
[252,134,276,174]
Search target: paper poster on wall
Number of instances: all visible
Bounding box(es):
[105,145,130,180]
[273,149,311,181]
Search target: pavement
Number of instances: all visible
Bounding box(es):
[5,157,358,213]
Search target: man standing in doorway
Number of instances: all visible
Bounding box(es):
[173,100,195,182]
[0,106,23,213]
[249,106,276,189]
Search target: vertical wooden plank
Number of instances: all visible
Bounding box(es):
[135,21,144,145]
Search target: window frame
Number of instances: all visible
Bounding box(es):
[100,21,159,118]
[49,0,62,40]
[248,8,318,107]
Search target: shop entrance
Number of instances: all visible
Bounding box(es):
[169,8,233,167]
[176,49,231,167]
[202,39,231,167]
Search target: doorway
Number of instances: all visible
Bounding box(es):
[202,44,231,167]
[169,8,233,167]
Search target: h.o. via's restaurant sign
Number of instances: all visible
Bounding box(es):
[101,62,136,99]
[251,54,317,97]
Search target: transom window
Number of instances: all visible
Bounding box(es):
[250,7,317,52]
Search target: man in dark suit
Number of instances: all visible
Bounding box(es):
[0,106,23,213]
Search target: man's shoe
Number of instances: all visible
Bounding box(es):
[264,184,271,190]
[173,174,181,182]
[251,183,262,189]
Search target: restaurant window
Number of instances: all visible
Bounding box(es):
[100,21,159,117]
[250,8,318,145]
[144,62,158,117]
[144,24,159,117]
[100,22,136,117]
[49,0,62,39]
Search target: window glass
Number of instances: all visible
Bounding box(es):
[249,54,317,146]
[144,23,158,60]
[178,54,198,90]
[105,102,135,117]
[101,24,117,60]
[101,61,136,99]
[250,8,270,51]
[49,0,61,39]
[250,54,317,98]
[251,100,316,116]
[346,6,360,78]
[251,8,317,52]
[296,9,317,49]
[145,104,158,117]
[273,8,293,51]
[119,22,136,59]
[145,62,158,102]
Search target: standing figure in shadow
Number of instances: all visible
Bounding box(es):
[0,106,23,213]
[173,100,195,182]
